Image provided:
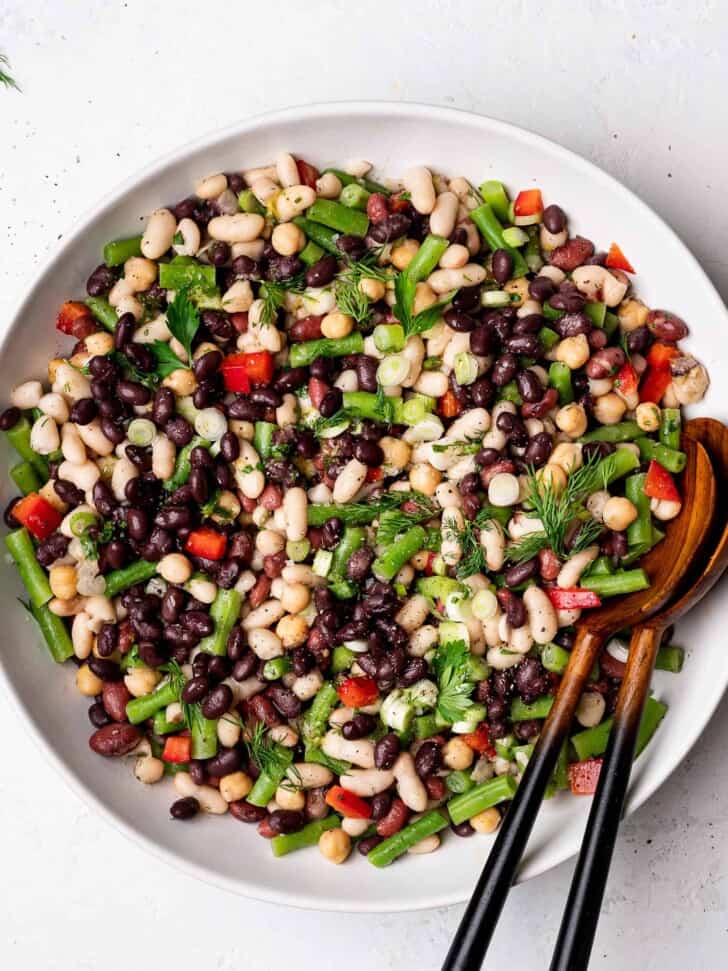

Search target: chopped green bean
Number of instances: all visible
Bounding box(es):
[247,744,294,807]
[10,461,42,496]
[655,644,684,673]
[237,189,265,214]
[272,815,340,857]
[289,333,364,368]
[470,202,529,277]
[580,569,649,598]
[635,437,687,474]
[5,415,49,479]
[198,588,241,656]
[447,775,518,826]
[103,235,142,267]
[549,362,574,404]
[372,525,426,581]
[541,642,571,675]
[571,696,668,760]
[659,407,681,450]
[126,679,178,725]
[307,198,369,237]
[625,473,651,548]
[29,601,74,662]
[164,436,210,491]
[85,296,118,331]
[190,711,218,760]
[323,168,391,196]
[5,527,52,609]
[339,183,370,210]
[253,420,276,460]
[301,681,339,746]
[584,302,606,328]
[580,421,641,444]
[510,694,554,722]
[299,239,325,266]
[104,560,158,598]
[292,217,340,254]
[158,261,217,292]
[478,181,510,223]
[368,811,449,866]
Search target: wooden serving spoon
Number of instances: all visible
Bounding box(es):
[550,418,728,970]
[443,435,716,971]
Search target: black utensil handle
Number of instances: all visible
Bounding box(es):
[442,628,605,971]
[550,626,661,971]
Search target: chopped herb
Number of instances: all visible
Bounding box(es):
[334,253,390,323]
[165,286,201,362]
[432,640,476,723]
[259,275,305,325]
[0,53,19,91]
[393,270,457,338]
[375,495,437,545]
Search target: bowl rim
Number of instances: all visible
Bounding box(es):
[1,99,727,913]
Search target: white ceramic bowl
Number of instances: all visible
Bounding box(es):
[1,102,726,913]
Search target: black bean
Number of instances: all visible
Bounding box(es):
[470,376,495,408]
[201,310,235,343]
[626,325,650,354]
[516,370,543,403]
[505,334,541,356]
[353,439,383,467]
[161,587,185,623]
[268,810,305,835]
[111,313,135,351]
[226,397,263,421]
[54,478,84,506]
[88,702,112,728]
[414,741,441,778]
[125,342,156,372]
[170,796,200,820]
[491,353,518,387]
[232,653,258,681]
[35,532,70,567]
[550,290,585,313]
[529,276,556,302]
[201,684,233,719]
[117,380,151,406]
[69,397,97,425]
[444,309,476,333]
[342,713,376,740]
[514,718,542,741]
[207,240,230,266]
[154,505,192,530]
[470,326,494,357]
[355,355,379,392]
[554,312,592,338]
[398,657,428,687]
[504,558,539,587]
[492,248,514,285]
[304,254,338,288]
[374,732,400,770]
[250,386,281,408]
[187,468,208,504]
[164,416,194,447]
[320,517,344,551]
[267,255,304,282]
[366,213,410,243]
[181,611,215,637]
[371,792,392,821]
[275,366,308,393]
[543,204,566,234]
[514,657,548,703]
[268,685,302,718]
[319,388,343,418]
[126,507,149,541]
[452,286,481,313]
[88,657,122,682]
[206,745,242,778]
[357,835,384,856]
[151,387,175,428]
[192,350,223,382]
[523,432,553,468]
[101,539,126,571]
[86,263,117,296]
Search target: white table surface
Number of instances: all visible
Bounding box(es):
[1,2,727,967]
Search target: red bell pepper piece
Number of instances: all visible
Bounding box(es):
[13,493,62,540]
[639,344,680,404]
[324,785,372,819]
[438,390,462,419]
[513,189,543,217]
[568,757,603,794]
[546,588,602,610]
[308,377,329,410]
[185,527,227,561]
[336,676,379,709]
[296,158,320,189]
[366,466,383,483]
[614,361,638,397]
[462,723,496,757]
[162,735,191,763]
[389,193,411,213]
[646,342,681,369]
[56,301,95,338]
[423,552,438,577]
[644,460,681,503]
[606,242,635,274]
[221,351,273,392]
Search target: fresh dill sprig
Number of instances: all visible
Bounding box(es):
[506,531,550,564]
[243,721,300,786]
[259,274,305,325]
[334,254,390,323]
[376,495,437,545]
[442,517,488,580]
[0,53,19,91]
[393,271,457,337]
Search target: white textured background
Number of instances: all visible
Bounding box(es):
[1,2,727,968]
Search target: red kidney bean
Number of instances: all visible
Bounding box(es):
[89,723,141,757]
[247,575,272,609]
[538,548,561,581]
[201,684,233,719]
[504,558,539,588]
[206,746,243,777]
[358,835,384,856]
[376,797,410,838]
[496,589,526,628]
[521,387,558,418]
[268,810,305,835]
[646,309,688,342]
[425,776,446,800]
[257,817,276,839]
[170,797,200,820]
[367,193,389,223]
[371,791,392,820]
[588,328,608,350]
[101,681,131,722]
[248,693,280,727]
[267,685,302,718]
[304,257,338,289]
[480,460,516,488]
[305,787,329,821]
[229,800,267,823]
[585,346,626,379]
[414,741,442,778]
[451,820,476,838]
[549,235,594,271]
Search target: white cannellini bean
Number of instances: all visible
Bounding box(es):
[292,670,324,701]
[283,487,307,542]
[322,731,375,768]
[333,458,367,504]
[507,512,545,540]
[429,191,458,238]
[413,370,449,397]
[275,152,300,187]
[222,279,254,313]
[111,455,138,501]
[315,172,342,198]
[651,498,682,521]
[557,546,599,588]
[71,612,94,659]
[488,473,520,507]
[286,763,333,789]
[400,335,425,388]
[408,625,439,657]
[242,600,285,631]
[250,176,279,205]
[151,435,176,481]
[342,817,370,838]
[339,768,395,797]
[393,752,428,812]
[275,185,316,222]
[76,419,114,456]
[448,408,491,441]
[523,586,558,644]
[427,264,487,294]
[435,481,462,509]
[556,607,582,626]
[217,714,242,748]
[141,208,176,260]
[53,362,91,402]
[441,506,464,566]
[408,834,441,855]
[195,172,228,199]
[395,595,430,633]
[30,414,59,454]
[508,624,534,655]
[11,380,43,409]
[173,217,201,256]
[37,392,69,423]
[439,243,470,269]
[487,646,522,670]
[480,519,506,571]
[248,628,284,659]
[173,772,228,814]
[275,393,299,427]
[403,166,436,214]
[208,213,265,243]
[571,265,629,307]
[576,691,606,728]
[58,459,100,492]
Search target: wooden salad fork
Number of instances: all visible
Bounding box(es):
[551,418,728,970]
[443,435,716,971]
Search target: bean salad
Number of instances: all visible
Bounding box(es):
[1,154,710,866]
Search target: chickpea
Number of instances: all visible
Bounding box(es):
[380,436,411,471]
[555,334,590,370]
[390,238,420,270]
[271,223,305,256]
[280,582,310,615]
[275,784,306,811]
[124,666,161,698]
[318,828,352,864]
[443,738,475,771]
[537,463,567,495]
[504,277,529,306]
[409,462,442,496]
[134,756,165,784]
[124,256,157,292]
[358,277,386,302]
[157,553,192,585]
[635,402,661,432]
[49,564,77,601]
[76,664,103,696]
[276,614,309,648]
[321,312,354,340]
[413,282,437,315]
[602,496,638,531]
[618,298,649,332]
[84,331,115,356]
[162,368,198,396]
[219,771,253,803]
[592,392,627,426]
[549,442,582,474]
[470,807,502,834]
[555,403,588,439]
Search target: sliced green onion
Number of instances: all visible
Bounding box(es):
[127,418,156,446]
[402,396,434,426]
[318,418,351,439]
[445,590,473,622]
[407,414,445,442]
[481,290,512,308]
[502,226,529,247]
[194,407,228,441]
[471,588,498,621]
[69,510,98,537]
[312,549,333,577]
[377,354,410,387]
[454,351,479,386]
[286,538,311,562]
[373,323,406,353]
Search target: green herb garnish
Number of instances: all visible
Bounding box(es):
[432,640,476,723]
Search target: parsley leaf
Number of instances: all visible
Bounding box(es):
[150,340,187,378]
[392,270,457,337]
[165,286,200,362]
[432,640,476,724]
